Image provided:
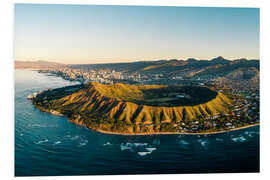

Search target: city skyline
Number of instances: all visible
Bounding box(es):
[14,4,260,64]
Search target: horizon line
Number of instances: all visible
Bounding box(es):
[14,56,260,65]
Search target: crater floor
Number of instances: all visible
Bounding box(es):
[93,83,218,107]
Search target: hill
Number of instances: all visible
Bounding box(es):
[31,82,233,134]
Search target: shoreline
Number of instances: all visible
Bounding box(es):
[41,108,259,136]
[93,123,260,136]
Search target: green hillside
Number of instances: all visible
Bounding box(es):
[32,82,233,134]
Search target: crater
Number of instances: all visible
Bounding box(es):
[31,82,232,134]
[92,83,218,107]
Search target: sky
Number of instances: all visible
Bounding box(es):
[14,4,260,64]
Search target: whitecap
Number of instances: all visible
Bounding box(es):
[232,136,246,143]
[198,139,209,147]
[138,152,151,156]
[125,142,133,146]
[120,143,133,151]
[134,143,148,147]
[120,145,132,151]
[103,142,112,146]
[70,135,79,140]
[239,136,246,142]
[179,140,189,145]
[35,139,48,144]
[53,141,61,145]
[78,142,88,147]
[243,131,255,138]
[146,147,157,152]
[201,141,207,146]
[81,140,88,143]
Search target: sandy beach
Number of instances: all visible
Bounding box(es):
[93,123,260,136]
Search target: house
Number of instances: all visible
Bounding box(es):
[226,122,232,126]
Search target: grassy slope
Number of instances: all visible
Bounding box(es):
[42,82,232,134]
[92,82,167,102]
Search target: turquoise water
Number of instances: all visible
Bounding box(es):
[15,69,259,176]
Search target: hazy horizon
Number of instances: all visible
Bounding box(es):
[14,55,260,65]
[14,4,259,64]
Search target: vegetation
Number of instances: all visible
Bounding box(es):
[31,82,234,134]
[92,82,218,106]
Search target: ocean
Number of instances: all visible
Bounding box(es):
[15,69,259,176]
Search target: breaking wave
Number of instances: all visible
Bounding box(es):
[232,136,246,143]
[78,140,88,147]
[138,152,151,156]
[198,139,209,147]
[53,141,61,145]
[35,139,48,144]
[103,142,112,146]
[179,140,189,145]
[70,135,79,140]
[120,142,158,156]
[145,147,157,152]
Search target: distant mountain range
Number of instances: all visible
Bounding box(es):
[68,56,259,80]
[15,56,259,83]
[15,60,64,69]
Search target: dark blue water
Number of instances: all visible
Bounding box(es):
[15,69,259,176]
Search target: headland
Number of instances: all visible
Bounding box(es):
[29,82,258,135]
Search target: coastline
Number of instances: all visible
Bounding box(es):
[40,108,259,136]
[93,123,260,136]
[27,70,259,136]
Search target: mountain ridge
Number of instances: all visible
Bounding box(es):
[15,57,259,84]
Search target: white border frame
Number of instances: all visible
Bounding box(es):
[1,0,269,180]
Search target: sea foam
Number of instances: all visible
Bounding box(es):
[232,136,246,143]
[134,143,148,147]
[53,141,61,145]
[103,142,112,146]
[120,144,132,151]
[35,139,48,144]
[138,152,151,156]
[70,135,79,140]
[146,147,157,152]
[198,139,209,147]
[78,141,88,147]
[179,140,189,145]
